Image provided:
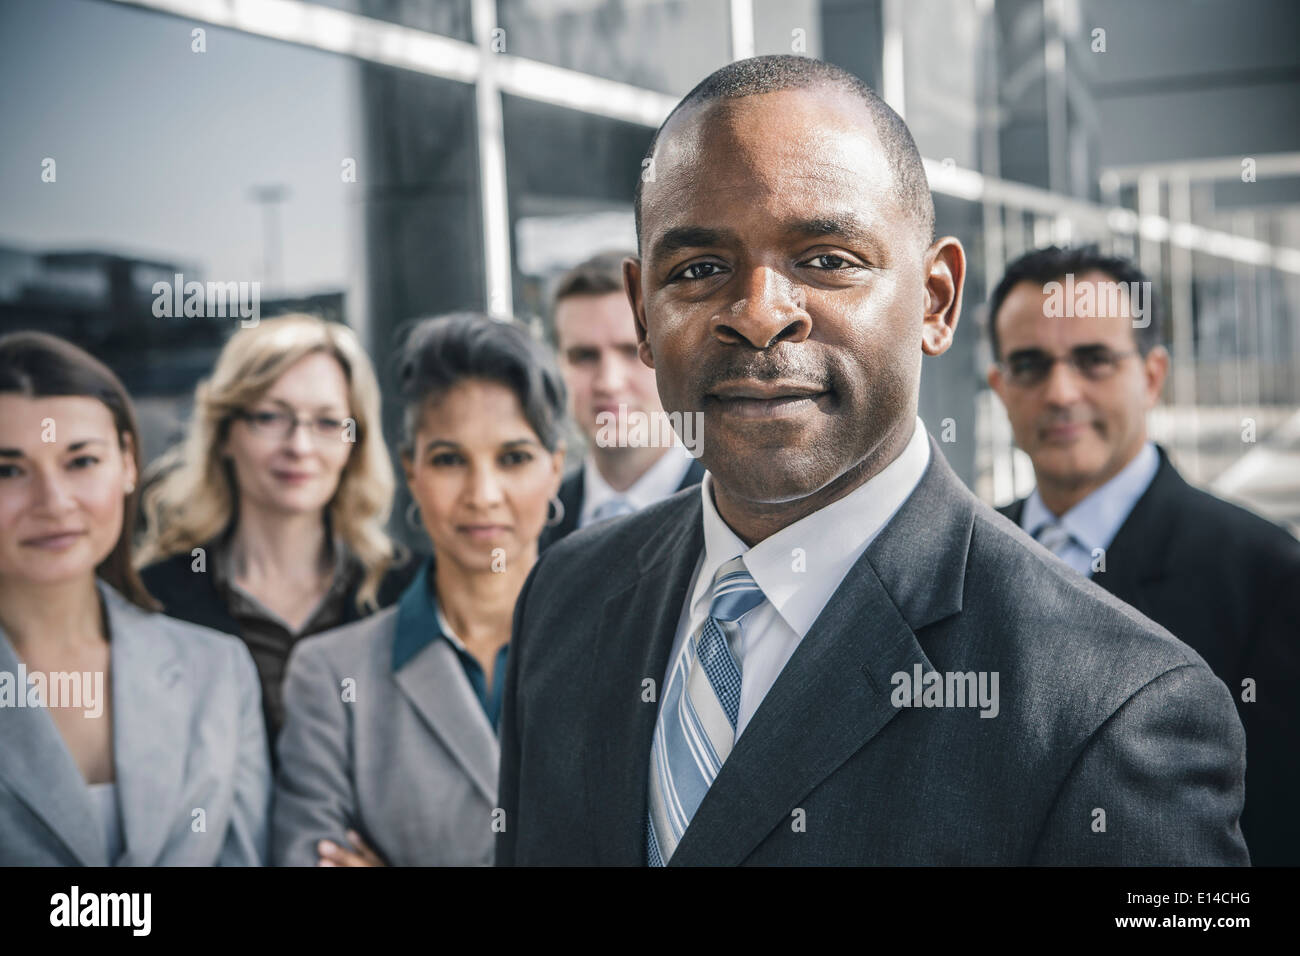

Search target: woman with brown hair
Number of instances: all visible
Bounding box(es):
[0,331,268,865]
[138,314,416,743]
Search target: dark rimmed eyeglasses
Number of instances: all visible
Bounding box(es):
[235,408,348,442]
[999,346,1137,388]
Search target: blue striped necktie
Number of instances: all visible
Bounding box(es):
[646,555,767,866]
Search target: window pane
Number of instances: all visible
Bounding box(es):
[503,95,649,329]
[306,0,473,42]
[753,0,823,59]
[496,0,731,95]
[0,0,481,476]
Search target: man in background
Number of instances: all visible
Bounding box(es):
[988,244,1300,864]
[541,250,703,550]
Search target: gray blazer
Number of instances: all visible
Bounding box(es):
[271,586,499,866]
[0,582,270,866]
[498,434,1250,865]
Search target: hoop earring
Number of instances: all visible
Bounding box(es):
[406,500,424,534]
[545,494,565,528]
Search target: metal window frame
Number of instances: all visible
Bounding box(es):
[109,0,1300,287]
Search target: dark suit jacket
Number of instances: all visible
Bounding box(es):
[1000,446,1300,865]
[497,435,1249,865]
[538,455,706,552]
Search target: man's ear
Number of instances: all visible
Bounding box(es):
[1143,345,1170,407]
[624,256,654,370]
[921,236,965,357]
[987,362,1006,403]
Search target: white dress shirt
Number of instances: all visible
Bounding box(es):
[1018,441,1159,577]
[578,442,697,529]
[664,416,931,740]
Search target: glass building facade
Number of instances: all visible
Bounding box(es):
[3,0,1298,528]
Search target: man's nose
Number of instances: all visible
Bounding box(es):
[1041,358,1086,407]
[593,353,626,394]
[716,266,811,348]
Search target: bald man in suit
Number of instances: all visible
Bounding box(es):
[496,56,1248,866]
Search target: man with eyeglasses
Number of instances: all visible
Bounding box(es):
[987,244,1300,865]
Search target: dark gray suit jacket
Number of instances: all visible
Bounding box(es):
[1000,446,1300,864]
[497,435,1249,865]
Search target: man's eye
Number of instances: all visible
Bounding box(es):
[1010,357,1047,376]
[0,464,22,479]
[677,262,725,281]
[806,254,853,270]
[1076,351,1110,371]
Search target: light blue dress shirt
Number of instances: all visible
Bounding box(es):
[1018,442,1160,577]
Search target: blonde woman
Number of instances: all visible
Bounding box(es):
[139,315,415,745]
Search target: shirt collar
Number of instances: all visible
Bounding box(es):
[1020,441,1160,553]
[692,416,931,639]
[392,558,446,672]
[580,442,696,525]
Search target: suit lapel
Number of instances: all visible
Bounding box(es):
[670,438,973,866]
[557,470,583,538]
[393,638,500,803]
[587,493,704,865]
[107,586,189,866]
[676,457,706,492]
[999,498,1025,525]
[1089,446,1179,604]
[1003,446,1179,605]
[0,627,106,865]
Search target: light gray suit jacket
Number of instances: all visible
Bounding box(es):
[0,582,270,866]
[271,596,500,866]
